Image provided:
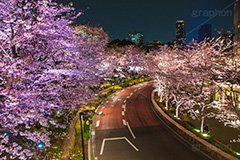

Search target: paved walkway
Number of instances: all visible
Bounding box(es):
[190,116,240,153]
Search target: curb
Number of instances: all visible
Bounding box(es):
[151,91,238,160]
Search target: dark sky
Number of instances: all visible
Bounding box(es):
[56,0,235,43]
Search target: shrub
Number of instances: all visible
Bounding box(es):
[114,86,122,91]
[101,83,111,89]
[179,115,191,124]
[169,107,176,115]
[101,91,108,98]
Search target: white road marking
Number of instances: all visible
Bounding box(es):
[126,122,136,139]
[126,96,130,99]
[122,104,126,112]
[122,111,125,116]
[130,92,133,96]
[99,111,103,115]
[124,100,127,103]
[100,137,139,155]
[122,119,126,126]
[124,137,139,151]
[106,101,109,103]
[95,157,98,160]
[118,99,122,101]
[134,89,137,92]
[91,131,95,136]
[96,120,100,127]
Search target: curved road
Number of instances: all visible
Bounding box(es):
[90,82,212,160]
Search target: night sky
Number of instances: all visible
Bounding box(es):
[56,0,235,44]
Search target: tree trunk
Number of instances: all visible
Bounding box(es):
[11,45,17,58]
[165,99,169,110]
[176,105,180,118]
[6,74,13,95]
[160,94,163,102]
[200,116,205,133]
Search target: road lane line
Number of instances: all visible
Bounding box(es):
[122,111,125,116]
[100,137,139,155]
[100,139,106,155]
[130,92,133,96]
[122,119,126,126]
[124,137,139,151]
[96,120,100,128]
[134,89,137,92]
[124,100,126,103]
[126,122,136,139]
[122,104,126,112]
[126,96,130,99]
[99,111,102,115]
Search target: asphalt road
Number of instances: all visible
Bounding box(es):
[91,82,212,160]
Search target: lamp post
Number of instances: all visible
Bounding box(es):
[79,111,85,160]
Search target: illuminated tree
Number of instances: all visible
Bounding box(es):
[150,38,240,132]
[0,0,110,159]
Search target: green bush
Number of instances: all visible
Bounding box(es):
[179,115,191,124]
[169,107,176,115]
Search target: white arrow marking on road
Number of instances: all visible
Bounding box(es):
[126,122,136,139]
[100,137,139,155]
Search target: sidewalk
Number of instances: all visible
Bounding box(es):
[190,116,240,153]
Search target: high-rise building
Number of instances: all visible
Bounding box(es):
[234,0,240,53]
[197,24,212,43]
[175,20,186,44]
[127,31,143,44]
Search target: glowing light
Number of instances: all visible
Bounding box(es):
[236,152,240,156]
[202,133,208,137]
[193,129,201,133]
[3,132,7,136]
[36,143,44,149]
[16,108,20,114]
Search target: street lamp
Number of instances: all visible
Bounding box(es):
[79,110,91,160]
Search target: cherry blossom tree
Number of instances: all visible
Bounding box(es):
[106,45,146,78]
[150,38,240,132]
[0,0,111,159]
